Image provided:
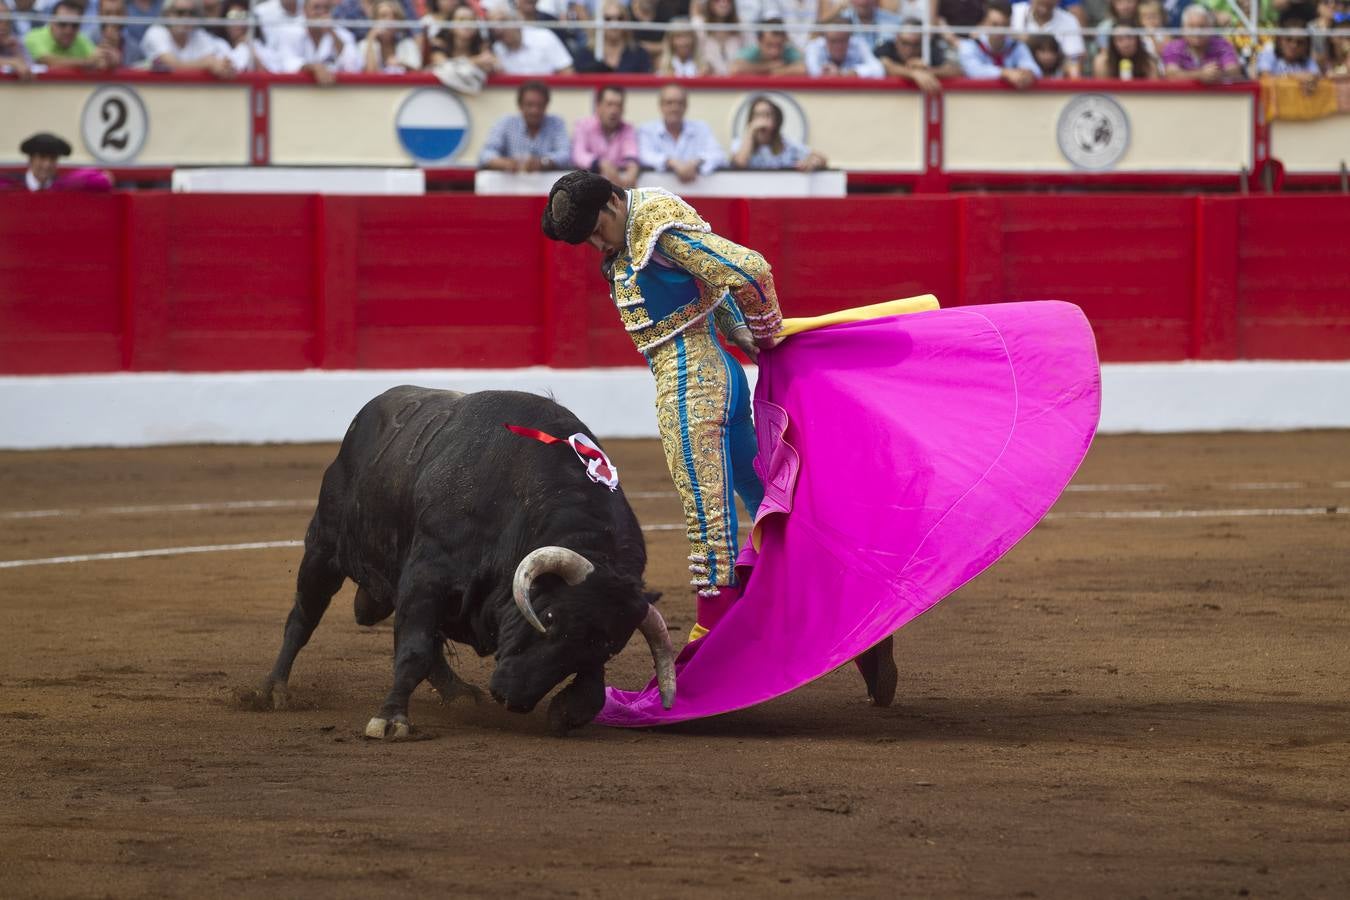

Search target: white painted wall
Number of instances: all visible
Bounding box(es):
[2,362,1348,450]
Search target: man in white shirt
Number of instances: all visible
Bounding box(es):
[270,0,360,82]
[487,5,573,74]
[1011,0,1085,76]
[141,0,235,75]
[636,83,726,183]
[253,0,305,46]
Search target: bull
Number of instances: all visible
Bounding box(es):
[250,386,676,737]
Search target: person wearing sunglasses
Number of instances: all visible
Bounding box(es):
[23,0,119,67]
[1255,6,1321,74]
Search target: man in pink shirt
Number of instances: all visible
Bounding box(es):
[570,85,640,189]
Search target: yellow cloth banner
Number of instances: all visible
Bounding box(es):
[1261,75,1350,122]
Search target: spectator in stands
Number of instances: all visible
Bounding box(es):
[253,0,305,46]
[119,0,162,47]
[805,27,885,75]
[824,0,902,46]
[94,0,144,66]
[1093,19,1159,75]
[24,0,119,68]
[637,82,726,182]
[487,5,573,72]
[1,132,112,192]
[628,0,673,56]
[0,16,34,76]
[426,2,496,68]
[1327,12,1350,74]
[958,0,1041,86]
[731,17,805,72]
[572,84,641,188]
[875,18,962,90]
[222,0,279,69]
[774,0,819,49]
[730,94,828,170]
[1256,6,1320,74]
[1162,4,1244,81]
[1309,0,1336,61]
[574,1,654,71]
[1012,0,1085,76]
[199,0,227,40]
[356,0,420,69]
[141,0,236,72]
[1137,0,1167,56]
[694,0,749,74]
[418,0,457,45]
[1026,33,1067,75]
[480,80,572,172]
[1094,0,1140,53]
[938,0,988,28]
[657,15,711,74]
[2,0,42,39]
[272,0,362,81]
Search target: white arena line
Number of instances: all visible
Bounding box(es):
[1046,506,1349,521]
[0,499,314,521]
[2,507,1346,570]
[4,482,1349,523]
[0,540,304,569]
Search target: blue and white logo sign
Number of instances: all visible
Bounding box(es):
[395,88,470,165]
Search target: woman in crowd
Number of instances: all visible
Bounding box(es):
[419,0,461,48]
[1027,33,1067,76]
[0,17,33,78]
[629,0,672,56]
[1137,0,1168,58]
[657,16,710,75]
[222,0,278,70]
[1094,19,1159,77]
[1327,14,1350,75]
[729,95,828,172]
[575,0,654,72]
[694,0,748,74]
[359,0,422,71]
[425,2,496,70]
[1094,0,1139,51]
[1255,7,1321,75]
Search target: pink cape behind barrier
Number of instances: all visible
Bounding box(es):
[596,300,1101,727]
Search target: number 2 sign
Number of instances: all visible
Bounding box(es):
[80,85,148,165]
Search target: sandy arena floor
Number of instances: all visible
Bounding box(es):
[1,432,1348,898]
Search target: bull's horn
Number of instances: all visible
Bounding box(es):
[512,547,595,634]
[637,605,677,709]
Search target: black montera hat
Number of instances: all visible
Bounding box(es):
[20,133,73,158]
[541,170,617,245]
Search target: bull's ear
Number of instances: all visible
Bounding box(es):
[642,590,662,606]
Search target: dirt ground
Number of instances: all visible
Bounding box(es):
[0,432,1347,899]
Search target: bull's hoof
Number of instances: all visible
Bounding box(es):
[364,714,413,741]
[236,679,289,711]
[427,671,484,706]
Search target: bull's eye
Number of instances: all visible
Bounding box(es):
[543,610,555,626]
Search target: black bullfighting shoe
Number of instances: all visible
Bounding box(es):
[854,635,897,708]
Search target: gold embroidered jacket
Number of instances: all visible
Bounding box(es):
[609,188,783,354]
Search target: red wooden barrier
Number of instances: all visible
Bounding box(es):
[2,192,1348,375]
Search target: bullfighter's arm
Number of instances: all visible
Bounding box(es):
[656,229,783,345]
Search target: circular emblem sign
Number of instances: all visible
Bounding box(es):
[81,84,148,164]
[1056,94,1129,171]
[396,88,471,165]
[729,91,809,148]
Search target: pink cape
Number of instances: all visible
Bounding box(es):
[597,300,1101,727]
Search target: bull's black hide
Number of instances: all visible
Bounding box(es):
[251,386,672,737]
